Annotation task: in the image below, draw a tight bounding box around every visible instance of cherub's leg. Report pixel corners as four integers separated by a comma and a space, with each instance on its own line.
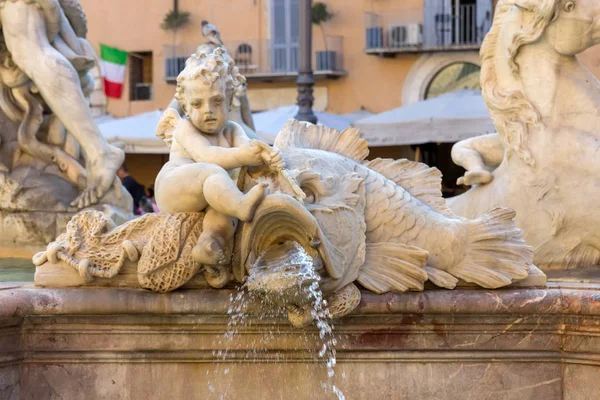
192, 208, 237, 288
204, 173, 267, 222
452, 133, 504, 186
155, 162, 267, 220
1, 2, 124, 208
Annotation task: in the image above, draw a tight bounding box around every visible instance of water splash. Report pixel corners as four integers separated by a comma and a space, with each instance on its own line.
216, 241, 344, 399
305, 277, 344, 400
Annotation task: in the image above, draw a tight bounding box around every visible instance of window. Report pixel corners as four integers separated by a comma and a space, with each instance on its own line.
129, 51, 153, 101
271, 0, 299, 72
425, 62, 481, 99
235, 43, 256, 73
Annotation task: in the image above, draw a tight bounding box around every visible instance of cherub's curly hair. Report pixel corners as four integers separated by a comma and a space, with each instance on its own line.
174, 47, 246, 110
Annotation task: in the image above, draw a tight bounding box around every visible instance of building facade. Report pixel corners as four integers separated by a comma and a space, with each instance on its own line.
79, 1, 500, 115
81, 0, 600, 115
80, 0, 600, 190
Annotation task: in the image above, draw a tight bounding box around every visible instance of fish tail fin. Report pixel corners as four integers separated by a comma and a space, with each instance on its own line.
424, 267, 458, 289
449, 208, 533, 288
358, 243, 429, 293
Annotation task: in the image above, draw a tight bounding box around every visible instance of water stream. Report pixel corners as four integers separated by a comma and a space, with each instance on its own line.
212, 242, 344, 399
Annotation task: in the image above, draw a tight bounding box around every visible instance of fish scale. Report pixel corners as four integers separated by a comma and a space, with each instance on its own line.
264, 120, 534, 293
362, 168, 459, 263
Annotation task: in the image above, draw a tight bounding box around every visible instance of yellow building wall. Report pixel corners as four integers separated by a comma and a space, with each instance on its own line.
80, 0, 427, 116
80, 0, 599, 117
79, 0, 600, 190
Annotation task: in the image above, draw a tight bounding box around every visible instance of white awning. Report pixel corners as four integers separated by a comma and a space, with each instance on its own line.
253, 105, 372, 144
97, 110, 167, 154
96, 106, 376, 153
353, 89, 496, 146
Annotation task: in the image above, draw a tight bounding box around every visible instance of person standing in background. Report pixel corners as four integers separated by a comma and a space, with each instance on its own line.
117, 164, 146, 214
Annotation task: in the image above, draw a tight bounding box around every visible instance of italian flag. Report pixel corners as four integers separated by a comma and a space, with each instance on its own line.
100, 44, 128, 99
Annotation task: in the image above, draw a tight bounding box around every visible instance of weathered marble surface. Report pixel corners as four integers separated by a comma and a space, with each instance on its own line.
0, 110, 131, 253
449, 0, 600, 270
0, 0, 133, 251
1, 284, 600, 399
34, 120, 538, 330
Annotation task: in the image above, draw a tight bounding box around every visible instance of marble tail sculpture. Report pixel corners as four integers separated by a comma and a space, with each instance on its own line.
450, 0, 600, 270
0, 0, 131, 245
34, 48, 538, 327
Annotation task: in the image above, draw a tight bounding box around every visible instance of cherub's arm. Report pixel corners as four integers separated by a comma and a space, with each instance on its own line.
229, 122, 284, 171
229, 121, 252, 148
174, 120, 262, 170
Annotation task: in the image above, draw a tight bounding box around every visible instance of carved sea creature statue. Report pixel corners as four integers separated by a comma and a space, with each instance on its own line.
34, 120, 535, 326
449, 0, 600, 270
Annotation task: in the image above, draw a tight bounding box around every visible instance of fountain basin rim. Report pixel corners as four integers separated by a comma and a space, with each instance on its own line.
2, 283, 600, 320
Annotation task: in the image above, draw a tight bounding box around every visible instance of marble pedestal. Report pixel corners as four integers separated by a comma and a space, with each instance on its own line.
0, 284, 599, 399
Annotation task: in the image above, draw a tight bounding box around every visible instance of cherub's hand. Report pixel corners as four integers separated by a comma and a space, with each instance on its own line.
243, 140, 285, 171
238, 140, 264, 166
261, 147, 285, 171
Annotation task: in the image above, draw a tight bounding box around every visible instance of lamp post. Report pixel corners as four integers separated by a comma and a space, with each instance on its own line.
294, 0, 318, 124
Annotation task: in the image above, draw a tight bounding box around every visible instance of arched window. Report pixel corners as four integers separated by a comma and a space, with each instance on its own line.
235, 43, 254, 71
425, 62, 481, 99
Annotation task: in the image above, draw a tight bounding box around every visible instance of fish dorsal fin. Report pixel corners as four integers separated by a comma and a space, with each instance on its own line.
155, 108, 182, 149
364, 158, 455, 217
273, 119, 369, 162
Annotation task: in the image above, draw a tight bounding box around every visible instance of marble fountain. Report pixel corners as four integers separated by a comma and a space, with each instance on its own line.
2, 0, 600, 399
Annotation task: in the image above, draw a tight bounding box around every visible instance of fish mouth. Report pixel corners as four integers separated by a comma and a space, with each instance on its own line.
240, 194, 336, 303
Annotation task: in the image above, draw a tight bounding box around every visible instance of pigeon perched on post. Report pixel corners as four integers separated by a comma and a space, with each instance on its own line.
201, 20, 223, 46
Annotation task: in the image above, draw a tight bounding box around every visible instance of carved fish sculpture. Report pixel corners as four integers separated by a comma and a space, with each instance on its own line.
33, 120, 533, 325
239, 120, 533, 318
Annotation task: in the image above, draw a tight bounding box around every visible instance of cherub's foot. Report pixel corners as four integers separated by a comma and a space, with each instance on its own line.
203, 264, 229, 289
457, 169, 493, 186
236, 183, 268, 222
192, 236, 227, 265
71, 145, 125, 209
192, 235, 230, 288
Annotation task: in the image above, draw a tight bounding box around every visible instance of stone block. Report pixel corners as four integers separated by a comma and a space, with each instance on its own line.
0, 285, 599, 398
1, 212, 56, 246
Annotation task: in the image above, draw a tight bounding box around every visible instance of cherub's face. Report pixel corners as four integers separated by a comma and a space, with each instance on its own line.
184, 79, 228, 135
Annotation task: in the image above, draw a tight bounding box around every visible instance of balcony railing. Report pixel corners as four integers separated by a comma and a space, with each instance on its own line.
364, 5, 492, 54
163, 36, 346, 83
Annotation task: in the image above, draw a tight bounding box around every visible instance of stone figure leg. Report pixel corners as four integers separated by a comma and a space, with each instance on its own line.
193, 207, 237, 288
451, 133, 504, 186
155, 161, 267, 288
1, 1, 124, 208
155, 162, 267, 222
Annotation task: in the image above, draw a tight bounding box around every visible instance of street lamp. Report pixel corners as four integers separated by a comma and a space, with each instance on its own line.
294, 0, 318, 124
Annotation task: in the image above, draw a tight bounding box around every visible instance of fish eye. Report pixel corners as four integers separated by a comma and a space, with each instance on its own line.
302, 187, 316, 204
563, 1, 575, 12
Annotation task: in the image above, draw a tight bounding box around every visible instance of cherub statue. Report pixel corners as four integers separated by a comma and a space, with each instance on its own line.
166, 20, 257, 139
154, 48, 283, 286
